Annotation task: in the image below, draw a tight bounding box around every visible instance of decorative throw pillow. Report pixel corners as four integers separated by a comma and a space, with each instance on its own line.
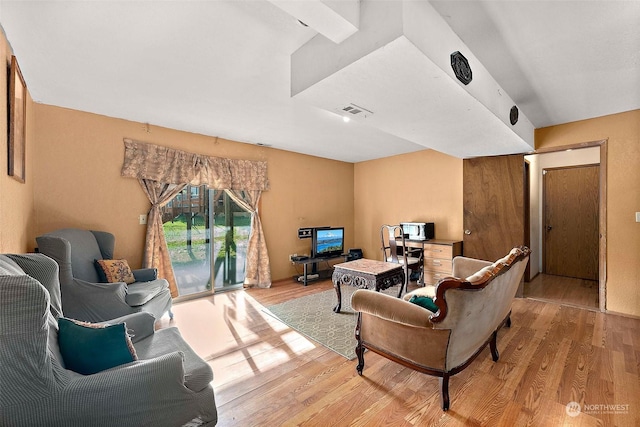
465, 265, 496, 285
58, 317, 138, 375
408, 295, 439, 313
465, 247, 523, 284
95, 259, 135, 284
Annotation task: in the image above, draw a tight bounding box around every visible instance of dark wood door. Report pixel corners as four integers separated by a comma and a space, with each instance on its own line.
544, 165, 599, 280
463, 154, 525, 262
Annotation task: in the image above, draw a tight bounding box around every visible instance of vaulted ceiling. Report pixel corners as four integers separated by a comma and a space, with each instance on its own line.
1, 1, 638, 162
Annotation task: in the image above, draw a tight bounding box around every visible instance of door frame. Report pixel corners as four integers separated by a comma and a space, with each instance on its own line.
534, 139, 607, 312
524, 160, 531, 283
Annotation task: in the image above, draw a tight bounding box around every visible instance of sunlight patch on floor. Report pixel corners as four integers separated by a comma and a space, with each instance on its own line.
279, 330, 317, 353
209, 329, 316, 388
166, 289, 318, 389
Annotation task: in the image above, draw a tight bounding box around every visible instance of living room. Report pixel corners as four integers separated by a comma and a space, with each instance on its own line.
1, 1, 639, 426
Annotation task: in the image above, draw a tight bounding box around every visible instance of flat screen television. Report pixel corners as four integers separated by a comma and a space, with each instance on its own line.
312, 227, 344, 259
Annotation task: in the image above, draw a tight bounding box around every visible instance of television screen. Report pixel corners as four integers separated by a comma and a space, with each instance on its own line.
314, 227, 344, 258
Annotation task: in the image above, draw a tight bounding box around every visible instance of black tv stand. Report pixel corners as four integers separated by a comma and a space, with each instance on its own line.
292, 254, 348, 286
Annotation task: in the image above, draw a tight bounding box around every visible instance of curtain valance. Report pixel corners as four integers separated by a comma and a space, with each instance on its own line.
121, 138, 269, 191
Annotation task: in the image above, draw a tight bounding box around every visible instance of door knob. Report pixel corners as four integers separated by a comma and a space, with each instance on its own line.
546, 226, 553, 231
464, 229, 471, 235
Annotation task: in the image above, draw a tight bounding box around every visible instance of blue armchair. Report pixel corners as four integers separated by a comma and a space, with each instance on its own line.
36, 228, 172, 323
0, 253, 217, 426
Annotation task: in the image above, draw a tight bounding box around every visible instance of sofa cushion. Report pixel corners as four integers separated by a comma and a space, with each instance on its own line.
133, 327, 213, 393
95, 259, 136, 284
58, 317, 137, 375
0, 255, 25, 276
125, 279, 169, 306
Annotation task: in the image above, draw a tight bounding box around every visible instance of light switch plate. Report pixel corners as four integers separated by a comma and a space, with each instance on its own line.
636, 212, 640, 223
139, 214, 148, 225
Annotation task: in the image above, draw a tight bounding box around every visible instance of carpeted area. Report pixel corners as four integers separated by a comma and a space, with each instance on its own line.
264, 285, 401, 360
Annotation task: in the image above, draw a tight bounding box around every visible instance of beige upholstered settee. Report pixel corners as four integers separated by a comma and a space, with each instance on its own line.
351, 246, 530, 411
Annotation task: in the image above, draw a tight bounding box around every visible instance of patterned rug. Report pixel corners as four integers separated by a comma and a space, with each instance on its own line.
264, 285, 401, 360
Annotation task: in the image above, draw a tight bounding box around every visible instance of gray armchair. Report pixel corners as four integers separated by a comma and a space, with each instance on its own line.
0, 253, 217, 426
36, 228, 172, 323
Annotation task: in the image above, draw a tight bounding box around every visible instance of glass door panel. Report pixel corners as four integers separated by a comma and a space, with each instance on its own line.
163, 187, 249, 297
162, 185, 211, 297
212, 191, 249, 290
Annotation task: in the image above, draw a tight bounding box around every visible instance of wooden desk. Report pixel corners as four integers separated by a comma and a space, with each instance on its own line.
332, 259, 404, 313
396, 238, 463, 285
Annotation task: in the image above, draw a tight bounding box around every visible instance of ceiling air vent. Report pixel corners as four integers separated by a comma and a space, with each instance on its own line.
341, 103, 374, 117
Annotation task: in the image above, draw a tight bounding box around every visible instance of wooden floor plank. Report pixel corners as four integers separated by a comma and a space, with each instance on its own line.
524, 273, 599, 310
161, 277, 640, 426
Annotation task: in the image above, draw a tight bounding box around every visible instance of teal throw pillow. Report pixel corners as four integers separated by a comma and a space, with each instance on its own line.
58, 318, 138, 375
408, 295, 439, 313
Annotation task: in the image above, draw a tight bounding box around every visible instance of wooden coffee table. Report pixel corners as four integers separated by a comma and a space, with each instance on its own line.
332, 258, 405, 313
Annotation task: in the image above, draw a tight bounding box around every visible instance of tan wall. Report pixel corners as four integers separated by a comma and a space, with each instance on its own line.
32, 104, 354, 282
0, 33, 35, 253
353, 150, 463, 260
9, 7, 634, 317
535, 110, 640, 316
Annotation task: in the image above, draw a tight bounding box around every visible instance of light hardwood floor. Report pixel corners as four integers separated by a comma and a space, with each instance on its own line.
525, 273, 599, 310
159, 278, 640, 426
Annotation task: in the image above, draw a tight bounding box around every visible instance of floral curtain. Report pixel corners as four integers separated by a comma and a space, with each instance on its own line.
225, 189, 271, 288
121, 139, 271, 293
121, 139, 269, 190
139, 180, 187, 297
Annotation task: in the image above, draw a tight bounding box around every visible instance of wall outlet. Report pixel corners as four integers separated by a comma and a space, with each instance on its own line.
289, 253, 297, 262
139, 214, 148, 225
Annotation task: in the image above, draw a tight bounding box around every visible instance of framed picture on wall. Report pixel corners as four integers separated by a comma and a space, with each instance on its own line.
8, 55, 26, 183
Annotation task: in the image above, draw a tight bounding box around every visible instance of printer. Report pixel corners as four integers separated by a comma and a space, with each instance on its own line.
400, 222, 434, 241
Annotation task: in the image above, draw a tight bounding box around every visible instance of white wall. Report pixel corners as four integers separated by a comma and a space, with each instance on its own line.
525, 147, 600, 279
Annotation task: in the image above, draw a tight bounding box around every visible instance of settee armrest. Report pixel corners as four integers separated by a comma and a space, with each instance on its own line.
108, 311, 156, 343
351, 290, 434, 328
132, 268, 158, 282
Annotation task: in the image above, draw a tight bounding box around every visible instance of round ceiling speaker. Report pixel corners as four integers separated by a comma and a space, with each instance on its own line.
510, 105, 519, 125
450, 51, 472, 85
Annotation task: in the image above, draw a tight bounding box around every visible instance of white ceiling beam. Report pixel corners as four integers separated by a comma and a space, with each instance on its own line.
291, 0, 535, 158
267, 0, 359, 44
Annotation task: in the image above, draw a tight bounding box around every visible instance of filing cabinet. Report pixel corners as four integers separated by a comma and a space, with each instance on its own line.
422, 239, 463, 286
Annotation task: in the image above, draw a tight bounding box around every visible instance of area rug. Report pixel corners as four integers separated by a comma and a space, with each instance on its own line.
264, 286, 400, 360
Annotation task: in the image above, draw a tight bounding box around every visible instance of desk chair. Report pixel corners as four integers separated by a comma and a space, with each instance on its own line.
380, 224, 423, 295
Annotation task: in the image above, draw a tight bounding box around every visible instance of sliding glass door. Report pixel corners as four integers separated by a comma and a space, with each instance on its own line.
162, 186, 248, 298
212, 190, 250, 290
